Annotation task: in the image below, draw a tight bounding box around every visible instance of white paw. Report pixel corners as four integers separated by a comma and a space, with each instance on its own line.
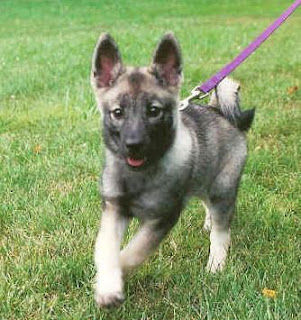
206, 229, 230, 273
206, 252, 227, 273
95, 290, 124, 308
94, 270, 124, 308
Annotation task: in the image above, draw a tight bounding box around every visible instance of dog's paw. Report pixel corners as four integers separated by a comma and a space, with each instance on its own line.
94, 269, 124, 308
206, 255, 226, 273
95, 290, 124, 308
206, 229, 230, 273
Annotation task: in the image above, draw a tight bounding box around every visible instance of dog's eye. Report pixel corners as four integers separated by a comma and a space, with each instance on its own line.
147, 106, 162, 118
111, 108, 124, 120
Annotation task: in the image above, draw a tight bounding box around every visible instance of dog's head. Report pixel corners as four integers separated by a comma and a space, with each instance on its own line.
91, 33, 182, 169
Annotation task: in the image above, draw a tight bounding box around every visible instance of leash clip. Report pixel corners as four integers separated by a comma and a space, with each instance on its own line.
179, 86, 209, 111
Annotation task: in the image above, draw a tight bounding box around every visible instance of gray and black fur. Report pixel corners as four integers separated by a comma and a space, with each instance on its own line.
91, 32, 254, 308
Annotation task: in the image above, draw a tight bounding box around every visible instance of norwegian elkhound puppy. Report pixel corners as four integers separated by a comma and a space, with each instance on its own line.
90, 32, 254, 307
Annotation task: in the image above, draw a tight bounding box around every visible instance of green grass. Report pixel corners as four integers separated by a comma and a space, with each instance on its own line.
0, 0, 300, 319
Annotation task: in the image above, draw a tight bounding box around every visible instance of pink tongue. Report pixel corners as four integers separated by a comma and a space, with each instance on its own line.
127, 157, 145, 167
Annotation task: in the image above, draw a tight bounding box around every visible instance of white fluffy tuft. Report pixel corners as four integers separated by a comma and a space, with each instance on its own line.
209, 77, 241, 122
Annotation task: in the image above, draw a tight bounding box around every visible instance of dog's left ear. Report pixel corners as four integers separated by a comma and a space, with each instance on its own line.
150, 33, 182, 87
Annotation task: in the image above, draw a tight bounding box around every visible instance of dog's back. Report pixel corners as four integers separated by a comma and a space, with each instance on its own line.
181, 78, 255, 198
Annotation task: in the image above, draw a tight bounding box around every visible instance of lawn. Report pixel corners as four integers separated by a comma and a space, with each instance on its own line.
0, 0, 300, 319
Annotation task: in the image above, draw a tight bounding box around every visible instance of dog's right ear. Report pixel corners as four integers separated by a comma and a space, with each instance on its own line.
91, 33, 123, 89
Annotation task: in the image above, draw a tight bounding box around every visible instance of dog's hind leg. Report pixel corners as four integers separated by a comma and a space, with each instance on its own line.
204, 198, 233, 273
202, 201, 212, 232
205, 158, 245, 272
94, 201, 129, 307
205, 132, 247, 273
120, 218, 177, 274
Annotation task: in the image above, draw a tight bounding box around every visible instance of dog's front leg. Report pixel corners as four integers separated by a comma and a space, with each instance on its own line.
120, 219, 175, 274
94, 201, 129, 307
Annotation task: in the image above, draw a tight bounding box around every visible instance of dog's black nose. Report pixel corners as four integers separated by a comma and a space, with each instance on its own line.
124, 121, 146, 155
125, 138, 144, 154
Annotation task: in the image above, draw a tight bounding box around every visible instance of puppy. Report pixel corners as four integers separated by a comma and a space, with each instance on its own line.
90, 33, 254, 307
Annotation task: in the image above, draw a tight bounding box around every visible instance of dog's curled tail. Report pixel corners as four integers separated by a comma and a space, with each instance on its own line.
209, 78, 255, 131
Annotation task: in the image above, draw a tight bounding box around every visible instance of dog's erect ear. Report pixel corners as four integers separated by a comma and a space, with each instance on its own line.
150, 33, 182, 87
91, 33, 123, 88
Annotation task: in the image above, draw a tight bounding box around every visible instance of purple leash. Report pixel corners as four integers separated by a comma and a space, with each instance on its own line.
180, 0, 301, 110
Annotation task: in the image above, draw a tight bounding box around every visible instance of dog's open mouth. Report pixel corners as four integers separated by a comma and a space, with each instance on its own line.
126, 157, 146, 168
